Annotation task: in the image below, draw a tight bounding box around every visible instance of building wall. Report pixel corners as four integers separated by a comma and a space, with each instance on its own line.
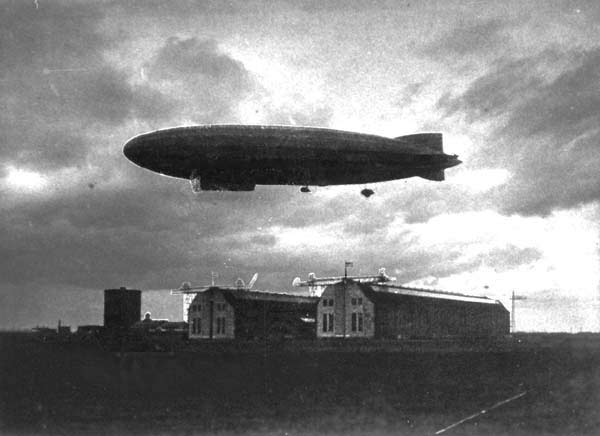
317, 282, 375, 338
374, 295, 509, 339
188, 289, 235, 339
188, 290, 318, 340
232, 299, 317, 340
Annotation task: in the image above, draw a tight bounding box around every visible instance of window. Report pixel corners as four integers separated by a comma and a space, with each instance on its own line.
323, 298, 333, 307
322, 299, 328, 307
351, 298, 357, 306
329, 299, 334, 307
216, 317, 226, 334
216, 303, 226, 311
322, 313, 334, 332
351, 313, 364, 333
192, 318, 201, 334
357, 298, 363, 305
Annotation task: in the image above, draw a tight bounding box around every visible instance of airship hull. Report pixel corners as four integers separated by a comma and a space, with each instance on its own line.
123, 125, 460, 190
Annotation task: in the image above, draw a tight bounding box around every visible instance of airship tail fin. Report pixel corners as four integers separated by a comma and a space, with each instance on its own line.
394, 133, 443, 153
419, 169, 445, 181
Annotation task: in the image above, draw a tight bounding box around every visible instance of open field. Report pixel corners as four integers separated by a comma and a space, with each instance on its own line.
1, 332, 599, 435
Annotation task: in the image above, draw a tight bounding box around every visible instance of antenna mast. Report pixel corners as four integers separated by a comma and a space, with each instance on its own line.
511, 290, 527, 333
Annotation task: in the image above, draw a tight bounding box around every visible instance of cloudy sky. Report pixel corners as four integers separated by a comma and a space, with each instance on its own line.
1, 0, 599, 331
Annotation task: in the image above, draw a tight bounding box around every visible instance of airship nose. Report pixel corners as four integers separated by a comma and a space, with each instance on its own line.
123, 136, 143, 164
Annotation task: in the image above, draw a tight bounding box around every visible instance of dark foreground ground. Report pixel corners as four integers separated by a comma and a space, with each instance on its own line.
1, 333, 599, 435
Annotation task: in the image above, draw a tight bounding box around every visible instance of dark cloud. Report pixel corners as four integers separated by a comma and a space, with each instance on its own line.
499, 50, 600, 141
399, 184, 468, 224
425, 19, 509, 59
438, 48, 600, 215
148, 38, 248, 86
0, 68, 176, 172
219, 229, 542, 294
439, 50, 562, 124
485, 245, 542, 271
249, 234, 278, 247
0, 218, 190, 288
145, 37, 254, 122
116, 0, 244, 17
393, 244, 541, 283
31, 67, 176, 126
0, 127, 88, 171
381, 180, 493, 225
131, 85, 178, 124
0, 2, 176, 176
72, 69, 172, 125
0, 2, 108, 75
0, 178, 199, 289
294, 0, 404, 13
1, 177, 352, 291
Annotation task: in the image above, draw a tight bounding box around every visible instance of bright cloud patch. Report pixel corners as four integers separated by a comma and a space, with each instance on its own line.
451, 168, 511, 193
4, 166, 48, 192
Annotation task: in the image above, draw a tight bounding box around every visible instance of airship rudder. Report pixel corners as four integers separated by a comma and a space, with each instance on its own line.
393, 132, 443, 153
393, 132, 459, 181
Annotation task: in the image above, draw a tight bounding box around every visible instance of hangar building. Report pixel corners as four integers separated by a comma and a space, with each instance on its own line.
317, 280, 509, 339
187, 287, 318, 340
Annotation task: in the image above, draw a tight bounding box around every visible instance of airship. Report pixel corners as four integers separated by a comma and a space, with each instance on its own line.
123, 125, 461, 197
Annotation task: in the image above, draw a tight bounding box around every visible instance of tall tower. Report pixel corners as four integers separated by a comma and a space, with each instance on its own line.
510, 291, 527, 333
104, 287, 141, 330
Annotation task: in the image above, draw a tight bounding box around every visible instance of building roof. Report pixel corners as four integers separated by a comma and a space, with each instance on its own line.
340, 280, 503, 306
190, 287, 319, 305
373, 284, 501, 305
223, 289, 319, 305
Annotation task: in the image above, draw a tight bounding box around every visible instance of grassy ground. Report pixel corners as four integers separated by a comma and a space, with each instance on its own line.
1, 332, 599, 435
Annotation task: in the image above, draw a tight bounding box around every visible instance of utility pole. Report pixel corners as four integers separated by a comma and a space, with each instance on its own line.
511, 291, 527, 333
343, 262, 353, 337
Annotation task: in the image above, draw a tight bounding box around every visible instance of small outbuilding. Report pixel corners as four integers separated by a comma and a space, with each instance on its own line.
317, 280, 509, 339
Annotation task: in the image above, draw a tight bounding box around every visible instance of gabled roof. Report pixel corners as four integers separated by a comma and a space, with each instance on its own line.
223, 289, 319, 305
337, 280, 504, 306
372, 284, 501, 305
190, 287, 318, 305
